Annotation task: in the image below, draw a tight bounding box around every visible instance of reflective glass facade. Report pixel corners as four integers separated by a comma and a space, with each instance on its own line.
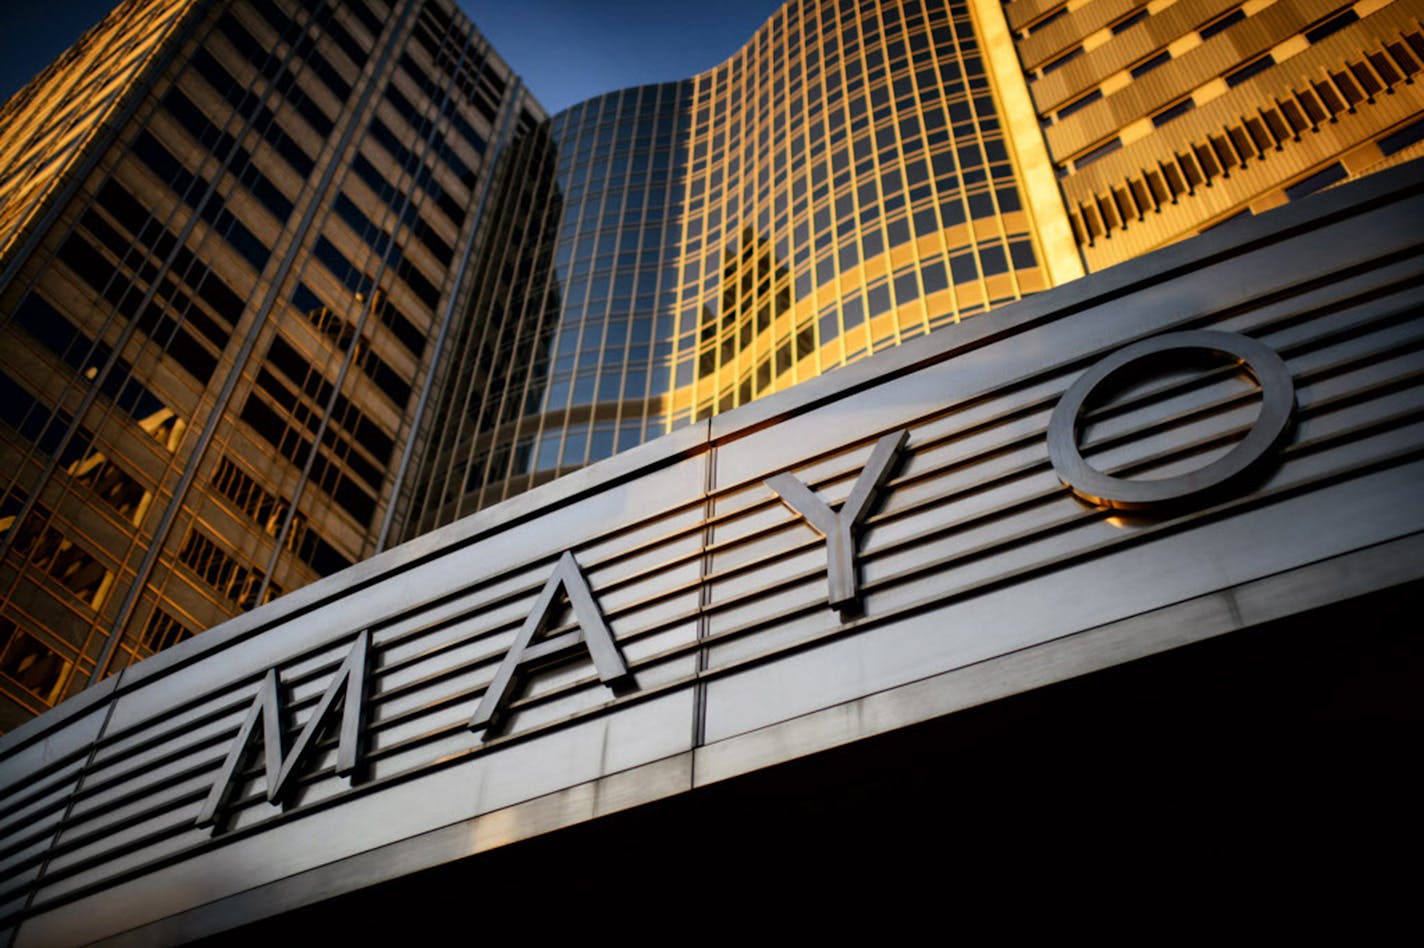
401, 84, 691, 523
668, 0, 1057, 416
399, 0, 1084, 535
0, 0, 530, 729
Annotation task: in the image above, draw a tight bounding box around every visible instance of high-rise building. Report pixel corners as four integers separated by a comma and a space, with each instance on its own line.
395, 0, 1088, 533
1, 0, 1420, 733
0, 0, 538, 729
1002, 0, 1424, 269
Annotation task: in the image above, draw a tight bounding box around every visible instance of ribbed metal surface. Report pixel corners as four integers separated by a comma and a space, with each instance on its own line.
1, 163, 1422, 946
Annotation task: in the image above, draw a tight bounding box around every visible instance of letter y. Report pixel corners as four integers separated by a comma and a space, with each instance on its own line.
766, 430, 908, 611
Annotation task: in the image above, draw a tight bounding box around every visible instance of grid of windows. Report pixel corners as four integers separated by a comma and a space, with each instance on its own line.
1007, 0, 1424, 267
668, 0, 1044, 426
0, 0, 191, 261
402, 0, 1052, 533
0, 0, 515, 730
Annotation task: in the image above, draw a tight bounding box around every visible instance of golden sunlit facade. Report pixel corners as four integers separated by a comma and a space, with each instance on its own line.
0, 0, 530, 729
664, 0, 1082, 420
1005, 0, 1424, 270
0, 0, 194, 266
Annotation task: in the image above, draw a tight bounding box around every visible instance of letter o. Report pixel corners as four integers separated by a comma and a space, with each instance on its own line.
1047, 330, 1295, 509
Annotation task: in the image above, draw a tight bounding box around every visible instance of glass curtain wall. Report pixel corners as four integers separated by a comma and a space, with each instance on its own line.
0, 0, 518, 728
402, 0, 1064, 534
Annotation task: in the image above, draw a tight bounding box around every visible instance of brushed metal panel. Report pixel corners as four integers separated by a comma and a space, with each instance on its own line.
703, 460, 1424, 743
41, 792, 208, 884
575, 503, 709, 587
61, 753, 214, 827
1296, 320, 1424, 371
0, 763, 82, 841
0, 839, 50, 905
96, 752, 698, 946
1294, 361, 1424, 417
21, 691, 695, 945
86, 690, 246, 772
363, 722, 475, 783
376, 621, 499, 701
0, 698, 109, 798
369, 664, 485, 730
1247, 278, 1424, 353
1078, 395, 1273, 483
694, 530, 1424, 789
704, 579, 838, 669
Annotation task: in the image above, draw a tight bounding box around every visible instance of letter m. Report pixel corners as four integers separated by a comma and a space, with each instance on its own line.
196, 630, 370, 828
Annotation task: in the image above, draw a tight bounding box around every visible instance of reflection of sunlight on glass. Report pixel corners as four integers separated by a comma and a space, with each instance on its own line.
1101, 507, 1161, 529
138, 408, 186, 451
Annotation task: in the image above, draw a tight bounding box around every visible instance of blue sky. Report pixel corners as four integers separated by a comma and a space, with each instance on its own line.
0, 1, 783, 115
461, 1, 782, 113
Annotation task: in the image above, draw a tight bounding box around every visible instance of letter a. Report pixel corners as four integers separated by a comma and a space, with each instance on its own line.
766, 429, 908, 611
196, 630, 369, 828
469, 551, 631, 738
